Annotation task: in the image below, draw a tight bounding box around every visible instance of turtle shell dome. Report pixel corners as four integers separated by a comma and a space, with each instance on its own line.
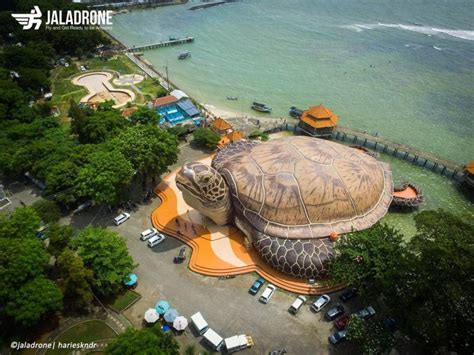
217, 136, 393, 239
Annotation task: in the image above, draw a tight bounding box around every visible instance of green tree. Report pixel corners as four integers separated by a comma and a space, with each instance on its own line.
129, 106, 160, 126
32, 199, 61, 223
0, 237, 49, 302
0, 207, 41, 239
57, 248, 93, 311
112, 125, 179, 182
328, 223, 406, 299
5, 277, 63, 327
44, 160, 80, 205
75, 149, 134, 204
46, 224, 74, 257
167, 124, 191, 140
391, 210, 474, 353
192, 127, 220, 150
72, 110, 127, 144
107, 327, 179, 355
347, 315, 393, 355
71, 227, 136, 296
156, 86, 168, 98
248, 129, 269, 141
97, 100, 115, 112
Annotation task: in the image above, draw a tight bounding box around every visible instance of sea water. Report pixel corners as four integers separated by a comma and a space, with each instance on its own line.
109, 0, 473, 234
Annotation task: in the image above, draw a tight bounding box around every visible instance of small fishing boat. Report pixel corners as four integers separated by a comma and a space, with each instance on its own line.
289, 106, 303, 118
251, 102, 272, 113
226, 96, 238, 100
169, 36, 177, 41
178, 52, 191, 60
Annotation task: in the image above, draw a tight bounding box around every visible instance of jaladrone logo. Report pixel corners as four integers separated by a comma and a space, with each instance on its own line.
11, 6, 113, 31
11, 6, 42, 30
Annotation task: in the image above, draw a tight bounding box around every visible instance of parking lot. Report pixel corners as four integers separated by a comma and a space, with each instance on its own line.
111, 196, 359, 354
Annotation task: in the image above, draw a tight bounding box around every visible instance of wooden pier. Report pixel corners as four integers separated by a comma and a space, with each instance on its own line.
128, 37, 194, 52
333, 126, 465, 180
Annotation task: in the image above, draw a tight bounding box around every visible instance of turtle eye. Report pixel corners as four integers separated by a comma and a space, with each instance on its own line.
201, 175, 210, 183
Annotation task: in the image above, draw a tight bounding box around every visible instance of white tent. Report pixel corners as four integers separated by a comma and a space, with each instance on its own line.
144, 308, 160, 323
170, 89, 188, 101
173, 316, 188, 331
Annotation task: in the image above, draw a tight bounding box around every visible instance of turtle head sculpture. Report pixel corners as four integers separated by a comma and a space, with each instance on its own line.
176, 162, 233, 225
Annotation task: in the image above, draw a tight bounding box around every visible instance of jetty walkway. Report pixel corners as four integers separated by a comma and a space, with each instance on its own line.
128, 36, 194, 52
334, 126, 465, 179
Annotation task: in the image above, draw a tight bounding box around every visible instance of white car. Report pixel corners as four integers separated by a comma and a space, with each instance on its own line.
259, 284, 276, 304
288, 295, 307, 315
140, 228, 158, 241
147, 233, 166, 248
80, 65, 86, 71
113, 212, 130, 226
311, 294, 331, 312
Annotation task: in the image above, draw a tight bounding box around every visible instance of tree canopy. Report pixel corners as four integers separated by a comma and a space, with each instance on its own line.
192, 127, 220, 150
71, 227, 136, 296
106, 327, 179, 355
129, 106, 161, 126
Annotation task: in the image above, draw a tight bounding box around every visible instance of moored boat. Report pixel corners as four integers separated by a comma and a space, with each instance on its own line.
251, 102, 272, 113
289, 106, 303, 118
227, 96, 238, 100
178, 52, 191, 60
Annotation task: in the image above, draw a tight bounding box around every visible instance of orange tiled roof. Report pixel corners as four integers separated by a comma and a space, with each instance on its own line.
466, 161, 474, 174
218, 130, 244, 148
121, 107, 137, 118
212, 117, 232, 131
153, 95, 178, 107
300, 105, 338, 129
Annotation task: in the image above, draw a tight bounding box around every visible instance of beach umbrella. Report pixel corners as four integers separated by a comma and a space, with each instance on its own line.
124, 273, 138, 287
164, 308, 179, 323
144, 308, 160, 324
173, 316, 188, 331
155, 300, 170, 315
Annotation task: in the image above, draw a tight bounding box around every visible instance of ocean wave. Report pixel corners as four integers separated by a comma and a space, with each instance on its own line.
341, 23, 474, 41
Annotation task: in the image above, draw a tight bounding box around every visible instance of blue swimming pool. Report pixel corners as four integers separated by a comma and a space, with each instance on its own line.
157, 99, 201, 126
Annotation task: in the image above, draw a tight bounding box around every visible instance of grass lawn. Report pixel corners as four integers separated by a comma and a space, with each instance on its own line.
46, 320, 116, 355
107, 289, 141, 313
86, 55, 139, 75
136, 77, 165, 100
50, 65, 86, 119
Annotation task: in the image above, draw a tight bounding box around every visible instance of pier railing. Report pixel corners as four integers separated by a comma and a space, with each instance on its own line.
333, 126, 465, 180
127, 37, 194, 52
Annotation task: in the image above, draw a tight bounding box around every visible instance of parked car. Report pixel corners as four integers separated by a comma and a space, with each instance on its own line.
147, 233, 166, 248
259, 284, 276, 304
334, 315, 350, 330
249, 277, 265, 295
113, 212, 130, 225
80, 65, 86, 72
140, 228, 158, 241
325, 304, 345, 321
328, 330, 347, 345
174, 247, 186, 263
339, 288, 358, 303
311, 294, 330, 312
356, 306, 376, 320
288, 295, 307, 315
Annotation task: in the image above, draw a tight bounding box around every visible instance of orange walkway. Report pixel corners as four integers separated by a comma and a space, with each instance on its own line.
393, 185, 417, 199
151, 157, 344, 295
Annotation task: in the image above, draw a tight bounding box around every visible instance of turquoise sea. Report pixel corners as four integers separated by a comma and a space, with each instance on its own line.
109, 0, 474, 234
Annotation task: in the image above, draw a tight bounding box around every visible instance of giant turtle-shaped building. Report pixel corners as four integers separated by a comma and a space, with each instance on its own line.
176, 136, 393, 279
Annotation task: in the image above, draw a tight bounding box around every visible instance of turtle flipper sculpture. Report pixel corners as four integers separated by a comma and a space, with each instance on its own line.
176, 136, 393, 279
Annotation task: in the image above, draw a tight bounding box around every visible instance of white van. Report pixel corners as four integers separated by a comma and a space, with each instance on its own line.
259, 284, 276, 304
203, 328, 224, 351
288, 295, 307, 315
225, 334, 254, 353
113, 212, 130, 226
147, 234, 165, 248
140, 228, 158, 241
190, 312, 208, 335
